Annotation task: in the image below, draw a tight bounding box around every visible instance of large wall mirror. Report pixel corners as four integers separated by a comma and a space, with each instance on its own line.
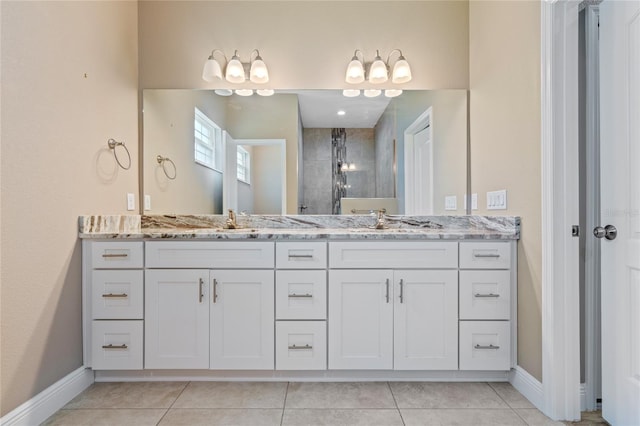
142, 89, 468, 216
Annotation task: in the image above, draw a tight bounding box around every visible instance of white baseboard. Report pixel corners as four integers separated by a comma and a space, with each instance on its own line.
509, 366, 544, 410
1, 367, 94, 426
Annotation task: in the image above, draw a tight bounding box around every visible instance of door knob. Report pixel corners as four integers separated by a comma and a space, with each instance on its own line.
593, 225, 617, 240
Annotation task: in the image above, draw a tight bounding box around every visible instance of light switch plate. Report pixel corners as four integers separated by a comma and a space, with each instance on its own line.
127, 193, 135, 211
487, 189, 507, 210
445, 195, 457, 211
144, 195, 151, 211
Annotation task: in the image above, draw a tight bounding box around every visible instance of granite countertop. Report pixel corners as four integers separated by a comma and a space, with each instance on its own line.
78, 214, 520, 241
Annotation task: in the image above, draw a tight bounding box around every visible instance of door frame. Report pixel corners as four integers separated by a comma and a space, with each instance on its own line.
540, 0, 582, 420
403, 107, 433, 215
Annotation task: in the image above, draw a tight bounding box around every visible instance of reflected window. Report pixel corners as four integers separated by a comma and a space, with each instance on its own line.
194, 108, 222, 171
237, 146, 251, 184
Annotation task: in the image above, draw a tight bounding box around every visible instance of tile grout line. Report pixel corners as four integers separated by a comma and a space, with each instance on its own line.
387, 381, 406, 426
155, 381, 191, 426
486, 382, 531, 426
280, 381, 290, 426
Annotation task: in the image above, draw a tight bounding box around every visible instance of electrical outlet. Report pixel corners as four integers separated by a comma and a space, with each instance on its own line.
487, 189, 507, 210
144, 195, 151, 211
127, 193, 135, 211
444, 195, 457, 211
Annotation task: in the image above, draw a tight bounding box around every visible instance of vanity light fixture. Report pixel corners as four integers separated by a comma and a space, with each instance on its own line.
344, 49, 412, 85
202, 49, 270, 84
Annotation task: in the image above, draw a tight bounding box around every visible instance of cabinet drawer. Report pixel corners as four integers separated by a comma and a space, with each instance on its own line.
459, 321, 511, 370
276, 270, 326, 320
276, 242, 327, 269
276, 321, 326, 370
459, 271, 511, 320
459, 242, 511, 269
92, 270, 143, 319
92, 320, 143, 370
146, 241, 274, 268
329, 242, 458, 269
91, 242, 143, 269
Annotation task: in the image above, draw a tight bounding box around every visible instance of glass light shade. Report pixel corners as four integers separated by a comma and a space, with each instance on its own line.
343, 89, 360, 97
256, 89, 274, 96
214, 89, 233, 96
225, 56, 246, 83
250, 58, 269, 84
384, 89, 403, 98
234, 89, 253, 96
364, 89, 382, 98
368, 57, 388, 84
345, 59, 365, 84
391, 57, 412, 83
202, 57, 223, 82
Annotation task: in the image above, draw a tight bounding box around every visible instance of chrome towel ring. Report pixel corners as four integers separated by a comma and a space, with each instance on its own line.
107, 138, 131, 170
157, 155, 177, 180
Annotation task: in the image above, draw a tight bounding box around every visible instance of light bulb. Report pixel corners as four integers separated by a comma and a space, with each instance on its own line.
392, 56, 412, 83
225, 51, 245, 83
368, 50, 388, 84
250, 54, 269, 84
345, 56, 365, 84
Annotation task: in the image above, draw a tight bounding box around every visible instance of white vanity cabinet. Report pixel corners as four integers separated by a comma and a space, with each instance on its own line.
328, 242, 459, 370
145, 241, 275, 370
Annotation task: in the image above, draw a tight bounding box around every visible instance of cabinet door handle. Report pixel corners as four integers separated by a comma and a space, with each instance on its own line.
399, 279, 404, 303
474, 293, 500, 298
102, 293, 128, 298
288, 254, 314, 259
102, 344, 128, 349
212, 278, 218, 303
199, 278, 204, 303
288, 293, 313, 298
385, 279, 390, 303
473, 253, 500, 258
288, 344, 312, 350
475, 344, 500, 350
101, 253, 128, 258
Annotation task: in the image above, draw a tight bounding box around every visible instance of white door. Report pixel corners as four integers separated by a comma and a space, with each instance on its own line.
222, 131, 238, 213
145, 269, 209, 369
328, 269, 394, 369
600, 1, 640, 424
394, 270, 458, 370
404, 109, 434, 215
210, 270, 274, 369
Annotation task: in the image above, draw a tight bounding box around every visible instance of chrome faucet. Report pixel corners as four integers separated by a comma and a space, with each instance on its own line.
226, 209, 238, 229
375, 209, 386, 229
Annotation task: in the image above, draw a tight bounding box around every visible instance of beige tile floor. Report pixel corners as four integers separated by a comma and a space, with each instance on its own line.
42, 381, 596, 426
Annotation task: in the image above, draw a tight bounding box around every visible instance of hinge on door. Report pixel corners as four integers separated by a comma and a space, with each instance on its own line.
572, 225, 580, 237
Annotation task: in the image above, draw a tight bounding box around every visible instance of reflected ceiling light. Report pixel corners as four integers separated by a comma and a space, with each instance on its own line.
384, 89, 403, 98
214, 89, 233, 97
256, 89, 274, 96
337, 110, 346, 116
343, 89, 360, 97
345, 50, 365, 84
364, 89, 382, 98
235, 89, 254, 96
368, 50, 388, 84
202, 49, 270, 84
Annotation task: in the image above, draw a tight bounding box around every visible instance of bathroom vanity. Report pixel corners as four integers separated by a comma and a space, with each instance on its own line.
80, 214, 519, 381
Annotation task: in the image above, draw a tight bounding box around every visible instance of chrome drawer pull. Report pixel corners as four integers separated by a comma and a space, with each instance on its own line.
399, 279, 404, 304
199, 278, 204, 303
102, 344, 128, 349
288, 254, 314, 259
288, 293, 313, 298
213, 278, 218, 303
102, 293, 128, 298
288, 344, 312, 350
475, 344, 500, 350
473, 253, 501, 258
102, 253, 128, 258
474, 293, 500, 298
385, 279, 390, 303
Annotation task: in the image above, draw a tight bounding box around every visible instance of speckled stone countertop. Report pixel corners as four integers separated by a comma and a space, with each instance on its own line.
78, 214, 520, 240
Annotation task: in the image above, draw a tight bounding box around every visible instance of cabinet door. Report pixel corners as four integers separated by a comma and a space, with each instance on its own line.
145, 269, 209, 369
328, 270, 394, 369
210, 270, 274, 369
394, 270, 458, 370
